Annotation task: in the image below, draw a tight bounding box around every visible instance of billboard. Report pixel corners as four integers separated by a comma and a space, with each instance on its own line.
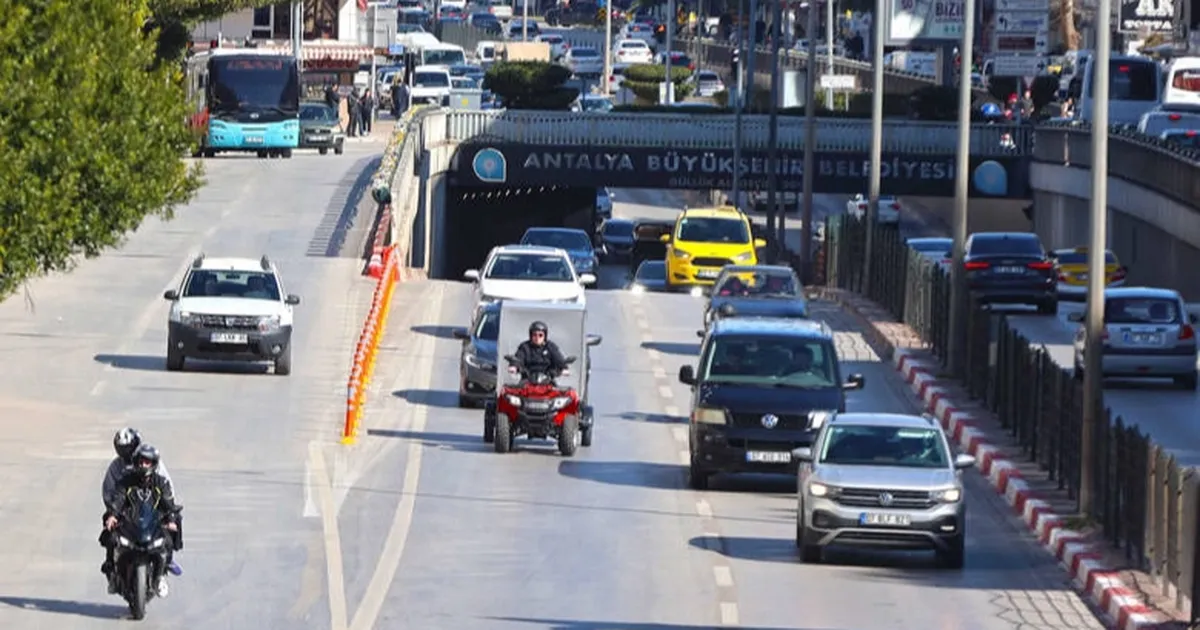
884, 0, 968, 45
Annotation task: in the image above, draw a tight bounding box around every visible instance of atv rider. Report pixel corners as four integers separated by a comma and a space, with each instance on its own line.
105, 443, 181, 599
509, 321, 570, 380
101, 429, 180, 592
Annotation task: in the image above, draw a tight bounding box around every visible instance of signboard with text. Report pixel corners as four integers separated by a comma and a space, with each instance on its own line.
884, 0, 967, 45
453, 143, 1027, 199
1118, 0, 1174, 33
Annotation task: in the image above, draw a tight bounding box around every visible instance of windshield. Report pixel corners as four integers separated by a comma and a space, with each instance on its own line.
300, 103, 337, 122
1105, 297, 1182, 324
714, 270, 798, 297
1055, 251, 1116, 265
700, 335, 836, 388
635, 261, 666, 281
479, 44, 495, 57
485, 254, 573, 281
603, 221, 634, 237
415, 72, 450, 87
397, 24, 425, 33
697, 72, 719, 81
621, 41, 647, 49
423, 49, 465, 66
521, 230, 591, 251
209, 57, 300, 116
475, 311, 500, 340
401, 11, 430, 24
678, 217, 750, 244
819, 425, 950, 469
182, 270, 281, 300
967, 236, 1043, 256
452, 77, 479, 88
541, 36, 563, 43
581, 98, 612, 112
572, 48, 599, 58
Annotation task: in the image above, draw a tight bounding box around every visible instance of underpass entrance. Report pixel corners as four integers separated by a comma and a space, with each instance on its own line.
439, 185, 597, 280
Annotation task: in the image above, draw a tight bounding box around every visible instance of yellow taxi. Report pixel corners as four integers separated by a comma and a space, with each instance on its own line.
662, 206, 766, 290
1051, 246, 1127, 300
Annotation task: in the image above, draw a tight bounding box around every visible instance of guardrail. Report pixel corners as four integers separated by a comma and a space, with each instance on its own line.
342, 244, 400, 444
821, 214, 1200, 618
1032, 121, 1200, 212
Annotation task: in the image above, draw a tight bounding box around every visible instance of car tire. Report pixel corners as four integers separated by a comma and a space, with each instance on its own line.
937, 535, 966, 569
166, 345, 185, 372
688, 459, 710, 490
203, 149, 216, 158
494, 414, 513, 453
1037, 299, 1057, 315
319, 148, 329, 155
1072, 361, 1083, 381
458, 394, 472, 408
257, 150, 269, 159
483, 409, 496, 443
1176, 372, 1198, 391
796, 525, 822, 563
280, 149, 293, 159
274, 345, 292, 376
334, 143, 344, 156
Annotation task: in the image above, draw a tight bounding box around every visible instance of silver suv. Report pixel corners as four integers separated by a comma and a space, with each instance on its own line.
792, 412, 975, 569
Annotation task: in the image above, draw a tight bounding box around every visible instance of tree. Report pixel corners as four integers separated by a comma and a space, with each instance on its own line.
146, 0, 280, 63
484, 61, 579, 110
0, 0, 202, 298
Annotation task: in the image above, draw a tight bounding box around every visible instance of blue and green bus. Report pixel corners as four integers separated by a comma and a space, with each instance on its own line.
186, 47, 301, 158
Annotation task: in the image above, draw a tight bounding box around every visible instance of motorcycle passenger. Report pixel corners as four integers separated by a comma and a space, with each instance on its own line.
105, 444, 181, 599
102, 428, 180, 591
510, 321, 570, 380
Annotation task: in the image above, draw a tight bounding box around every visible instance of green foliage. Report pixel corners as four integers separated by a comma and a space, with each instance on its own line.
620, 64, 695, 103
0, 0, 202, 298
712, 89, 729, 107
484, 61, 579, 109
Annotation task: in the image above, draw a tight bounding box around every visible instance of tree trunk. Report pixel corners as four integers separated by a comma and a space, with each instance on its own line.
1060, 0, 1080, 49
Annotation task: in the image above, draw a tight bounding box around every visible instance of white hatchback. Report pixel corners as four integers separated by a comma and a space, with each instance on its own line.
613, 39, 653, 65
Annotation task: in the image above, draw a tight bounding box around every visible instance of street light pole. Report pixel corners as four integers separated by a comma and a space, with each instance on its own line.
666, 0, 676, 103
732, 0, 746, 208
947, 0, 976, 375
862, 0, 884, 294
292, 0, 304, 68
602, 0, 613, 96
824, 0, 834, 106
522, 0, 529, 41
1080, 0, 1113, 518
746, 0, 759, 105
799, 0, 818, 276
766, 0, 784, 261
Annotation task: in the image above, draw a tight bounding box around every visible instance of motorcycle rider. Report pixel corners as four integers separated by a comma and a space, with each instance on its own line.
105, 443, 181, 599
510, 321, 570, 379
102, 428, 180, 593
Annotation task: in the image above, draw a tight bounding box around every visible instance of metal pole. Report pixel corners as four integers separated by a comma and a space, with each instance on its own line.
799, 0, 817, 277
370, 4, 378, 128
732, 0, 745, 208
863, 0, 884, 295
746, 0, 759, 104
522, 0, 529, 41
766, 0, 784, 261
824, 0, 834, 107
666, 0, 675, 103
603, 0, 613, 96
946, 0, 975, 375
292, 0, 303, 67
1080, 0, 1112, 518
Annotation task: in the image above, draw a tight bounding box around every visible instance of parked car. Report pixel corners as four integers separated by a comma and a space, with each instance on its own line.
846, 194, 901, 224
963, 232, 1057, 314
1070, 287, 1198, 390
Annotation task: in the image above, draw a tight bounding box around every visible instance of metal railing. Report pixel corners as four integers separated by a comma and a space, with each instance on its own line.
822, 215, 1200, 619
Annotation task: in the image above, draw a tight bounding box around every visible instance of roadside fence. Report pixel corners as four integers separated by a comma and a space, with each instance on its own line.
342, 244, 400, 445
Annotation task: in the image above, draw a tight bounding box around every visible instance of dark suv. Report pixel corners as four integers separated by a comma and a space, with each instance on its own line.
964, 232, 1057, 314
678, 318, 865, 490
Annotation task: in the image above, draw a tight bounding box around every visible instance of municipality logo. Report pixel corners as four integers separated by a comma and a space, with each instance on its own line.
472, 148, 507, 183
972, 160, 1008, 196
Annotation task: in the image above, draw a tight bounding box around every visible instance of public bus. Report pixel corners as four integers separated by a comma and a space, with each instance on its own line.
1163, 56, 1200, 107
1072, 53, 1162, 126
185, 45, 301, 158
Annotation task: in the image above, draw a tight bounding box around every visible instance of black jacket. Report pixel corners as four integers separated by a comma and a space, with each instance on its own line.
111, 468, 180, 524
513, 340, 568, 377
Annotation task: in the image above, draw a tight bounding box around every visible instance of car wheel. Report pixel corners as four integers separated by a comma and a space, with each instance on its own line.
280, 149, 293, 159
165, 345, 185, 372
203, 149, 216, 158
1176, 372, 1198, 391
1037, 299, 1057, 315
319, 147, 329, 155
257, 150, 269, 159
274, 345, 292, 376
334, 143, 344, 156
688, 459, 710, 490
937, 535, 966, 569
796, 529, 822, 563
483, 409, 496, 443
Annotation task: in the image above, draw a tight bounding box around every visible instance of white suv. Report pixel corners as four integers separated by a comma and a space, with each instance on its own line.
162, 254, 300, 375
463, 245, 595, 316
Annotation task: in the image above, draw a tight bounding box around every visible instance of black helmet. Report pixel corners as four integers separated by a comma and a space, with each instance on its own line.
529, 321, 548, 335
113, 428, 142, 462
132, 444, 161, 479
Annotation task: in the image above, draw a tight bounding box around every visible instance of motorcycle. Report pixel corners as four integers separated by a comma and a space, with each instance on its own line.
111, 490, 176, 620
488, 355, 582, 456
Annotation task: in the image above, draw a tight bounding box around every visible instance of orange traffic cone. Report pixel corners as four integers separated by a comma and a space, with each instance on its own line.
365, 252, 383, 278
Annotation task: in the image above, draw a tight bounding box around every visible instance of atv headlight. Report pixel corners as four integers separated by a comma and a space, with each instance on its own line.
505, 394, 522, 407
551, 396, 572, 410
150, 538, 165, 549
117, 536, 132, 547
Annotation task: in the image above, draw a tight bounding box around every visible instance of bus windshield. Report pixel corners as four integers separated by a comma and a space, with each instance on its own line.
209, 57, 300, 118
1088, 60, 1158, 101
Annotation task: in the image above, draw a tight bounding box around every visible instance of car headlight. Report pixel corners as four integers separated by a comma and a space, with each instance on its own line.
631, 284, 645, 294
257, 315, 281, 332
505, 394, 522, 407
465, 353, 495, 370
734, 251, 754, 261
933, 487, 962, 503
808, 482, 838, 497
178, 311, 197, 325
478, 294, 498, 304
574, 258, 594, 270
692, 407, 725, 424
673, 248, 692, 260
551, 396, 572, 410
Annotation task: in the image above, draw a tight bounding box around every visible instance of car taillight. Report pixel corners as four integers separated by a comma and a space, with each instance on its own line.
1110, 267, 1127, 281
890, 203, 900, 209
1026, 261, 1053, 270
1058, 272, 1068, 281
1182, 325, 1196, 340
1169, 113, 1182, 121
964, 261, 990, 271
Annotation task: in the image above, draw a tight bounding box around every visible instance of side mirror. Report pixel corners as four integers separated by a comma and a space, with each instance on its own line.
659, 233, 671, 243
1066, 312, 1084, 323
678, 365, 696, 385
953, 453, 976, 469
163, 289, 179, 301
791, 447, 813, 462
586, 333, 603, 346
843, 373, 865, 390
502, 354, 517, 364
1190, 313, 1198, 324
452, 327, 469, 340
463, 269, 480, 281
695, 329, 705, 338
579, 273, 597, 286
564, 356, 578, 365
753, 238, 767, 248
285, 294, 301, 305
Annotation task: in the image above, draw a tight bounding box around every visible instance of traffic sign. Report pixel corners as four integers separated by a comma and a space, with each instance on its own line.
996, 0, 1050, 10
994, 33, 1049, 54
995, 12, 1051, 33
820, 74, 856, 90
989, 55, 1048, 77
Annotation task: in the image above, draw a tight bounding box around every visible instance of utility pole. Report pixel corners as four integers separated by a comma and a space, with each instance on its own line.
799, 0, 818, 275
602, 0, 613, 96
766, 0, 784, 261
292, 0, 304, 68
862, 0, 884, 294
1080, 0, 1113, 518
946, 0, 975, 375
824, 0, 834, 107
522, 0, 529, 41
746, 0, 759, 104
665, 0, 676, 103
732, 0, 746, 208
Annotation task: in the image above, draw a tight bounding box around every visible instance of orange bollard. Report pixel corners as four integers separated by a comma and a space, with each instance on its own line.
341, 380, 359, 444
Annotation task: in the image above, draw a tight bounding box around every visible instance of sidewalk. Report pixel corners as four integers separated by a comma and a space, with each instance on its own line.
345, 118, 397, 144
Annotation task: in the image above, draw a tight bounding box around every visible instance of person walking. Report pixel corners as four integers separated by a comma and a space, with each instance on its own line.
359, 88, 376, 135
392, 81, 410, 117
347, 89, 361, 138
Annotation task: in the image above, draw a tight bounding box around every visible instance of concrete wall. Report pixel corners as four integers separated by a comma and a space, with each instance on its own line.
905, 197, 1032, 235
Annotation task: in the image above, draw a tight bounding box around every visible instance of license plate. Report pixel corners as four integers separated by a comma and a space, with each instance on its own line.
210, 332, 248, 344
525, 401, 550, 412
245, 136, 264, 144
306, 135, 325, 142
696, 269, 719, 279
1124, 333, 1163, 345
996, 266, 1023, 274
859, 512, 911, 526
745, 451, 791, 463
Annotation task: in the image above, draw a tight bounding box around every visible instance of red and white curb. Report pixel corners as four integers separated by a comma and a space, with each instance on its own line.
894, 348, 1165, 630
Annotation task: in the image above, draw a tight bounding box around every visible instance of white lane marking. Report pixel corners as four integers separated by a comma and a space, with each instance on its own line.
678, 450, 690, 465
695, 499, 714, 518
664, 405, 680, 417
308, 442, 349, 630
719, 602, 740, 626
635, 317, 650, 330
672, 426, 688, 443
652, 365, 667, 379
713, 565, 735, 588
639, 332, 652, 344
658, 385, 674, 399
90, 381, 107, 397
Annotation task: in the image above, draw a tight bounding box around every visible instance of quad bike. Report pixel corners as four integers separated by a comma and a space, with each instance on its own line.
484, 355, 584, 456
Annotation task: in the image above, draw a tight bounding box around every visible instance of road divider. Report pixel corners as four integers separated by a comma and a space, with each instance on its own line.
343, 244, 400, 445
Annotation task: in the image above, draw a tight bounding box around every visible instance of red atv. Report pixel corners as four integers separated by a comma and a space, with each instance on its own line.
484, 354, 582, 456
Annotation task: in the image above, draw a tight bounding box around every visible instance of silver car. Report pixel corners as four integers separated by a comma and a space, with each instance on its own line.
793, 412, 975, 568
564, 47, 604, 76
690, 70, 725, 97
1070, 287, 1199, 390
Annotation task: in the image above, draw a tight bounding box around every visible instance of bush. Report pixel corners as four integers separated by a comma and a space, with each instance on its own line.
484, 61, 578, 109
0, 0, 201, 298
620, 64, 694, 103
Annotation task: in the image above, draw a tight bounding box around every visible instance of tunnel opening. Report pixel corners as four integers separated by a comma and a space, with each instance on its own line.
439, 185, 597, 280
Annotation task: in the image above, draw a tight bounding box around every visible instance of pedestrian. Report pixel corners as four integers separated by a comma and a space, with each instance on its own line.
346, 89, 361, 138
392, 81, 410, 116
324, 84, 340, 111
359, 88, 376, 135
